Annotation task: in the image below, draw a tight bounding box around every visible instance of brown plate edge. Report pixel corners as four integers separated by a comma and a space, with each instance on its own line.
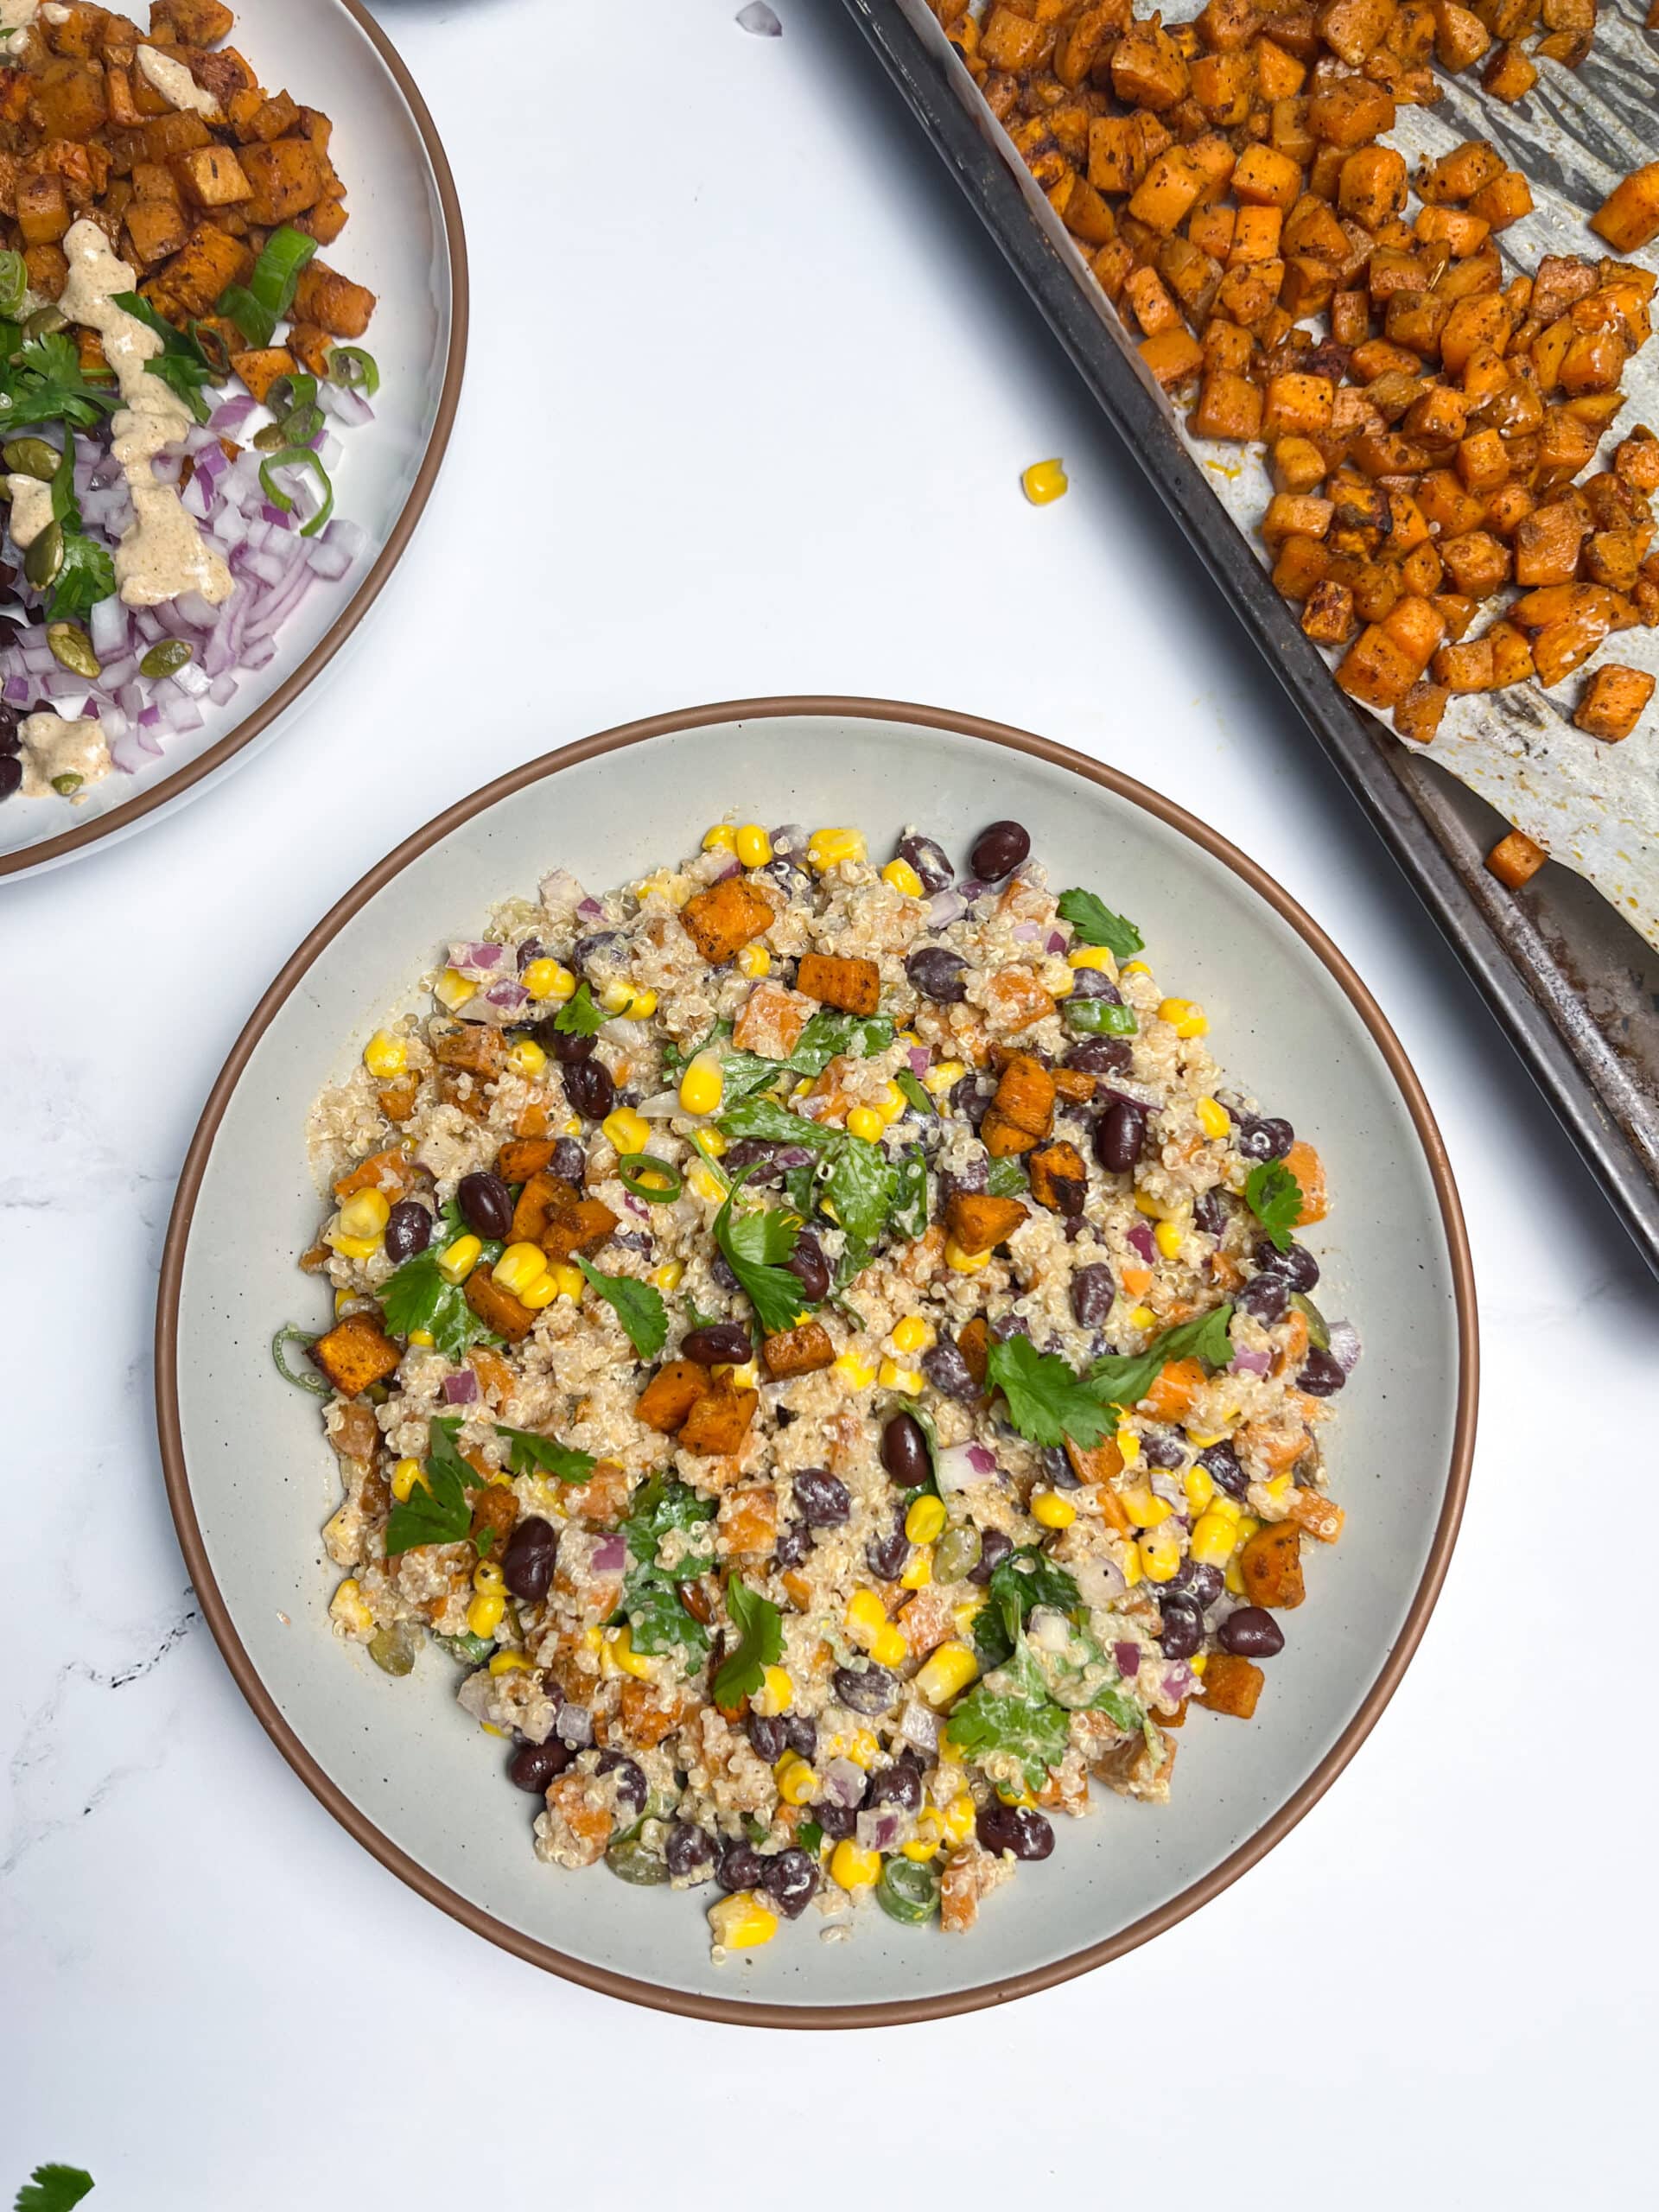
0, 0, 470, 880
154, 693, 1478, 2031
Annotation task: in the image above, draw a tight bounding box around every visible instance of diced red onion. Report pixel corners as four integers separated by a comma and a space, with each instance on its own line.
260, 501, 293, 531
442, 1370, 479, 1405
210, 396, 257, 432
450, 939, 501, 969
857, 1809, 901, 1853
3, 677, 28, 703
168, 659, 212, 699
139, 704, 162, 728
1046, 930, 1068, 953
621, 1194, 649, 1219
165, 695, 203, 734
958, 879, 988, 901
1011, 920, 1042, 941
576, 897, 605, 920
327, 517, 368, 563
1230, 1347, 1272, 1376
935, 1441, 997, 1497
710, 857, 741, 882
1326, 1321, 1362, 1375
897, 1700, 939, 1752
1114, 1641, 1141, 1678
304, 537, 352, 581
555, 1703, 594, 1747
207, 673, 236, 706
591, 1534, 627, 1574
1127, 1223, 1154, 1264
80, 696, 99, 718
1161, 1662, 1197, 1702
109, 722, 158, 772
88, 595, 128, 659
907, 1046, 930, 1076
540, 869, 586, 908
925, 888, 966, 929
181, 470, 216, 521
823, 1758, 865, 1808
99, 655, 138, 690
318, 381, 373, 428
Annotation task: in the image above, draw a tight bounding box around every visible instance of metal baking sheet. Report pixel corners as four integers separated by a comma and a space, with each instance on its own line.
841, 0, 1659, 1277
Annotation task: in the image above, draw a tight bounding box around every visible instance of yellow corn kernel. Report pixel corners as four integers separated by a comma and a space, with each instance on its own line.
327, 1230, 378, 1263
1122, 960, 1151, 976
901, 1815, 944, 1862
1186, 1427, 1226, 1449
1135, 1191, 1166, 1219
435, 1234, 481, 1285
689, 1165, 726, 1205
846, 1728, 880, 1769
1185, 1465, 1216, 1516
906, 1495, 948, 1546
944, 1237, 990, 1274
626, 987, 658, 1018
1021, 456, 1068, 505
1120, 1540, 1143, 1587
519, 1270, 560, 1309
846, 1106, 885, 1143
875, 1081, 908, 1126
1224, 1556, 1248, 1596
1189, 1508, 1236, 1567
735, 943, 771, 978
601, 1106, 651, 1154
914, 1641, 980, 1707
1116, 1429, 1141, 1466
467, 1592, 505, 1640
332, 1288, 356, 1317
833, 1350, 877, 1391
950, 1596, 986, 1634
1189, 1652, 1208, 1676
702, 823, 738, 854
489, 1649, 533, 1675
996, 1782, 1037, 1808
1262, 1472, 1294, 1510
923, 1058, 965, 1096
391, 1457, 424, 1502
1159, 997, 1209, 1039
694, 1128, 728, 1160
830, 1840, 881, 1892
716, 1359, 760, 1391
581, 1627, 604, 1654
508, 1038, 548, 1078
548, 1262, 585, 1303
892, 1316, 935, 1356
607, 1624, 654, 1680
1031, 1489, 1077, 1529
408, 1327, 435, 1347
473, 1560, 504, 1596
1196, 1096, 1231, 1141
1209, 1491, 1243, 1525
878, 1358, 923, 1395
1067, 945, 1116, 972
871, 1624, 909, 1667
899, 1548, 933, 1590
434, 968, 476, 1010
493, 1241, 550, 1300
363, 1029, 407, 1078
941, 1795, 976, 1845
329, 1577, 372, 1633
522, 958, 575, 1003
651, 1260, 684, 1292
806, 827, 867, 874
1139, 1529, 1181, 1583
1236, 1514, 1262, 1545
1047, 966, 1076, 999
1128, 1305, 1157, 1332
881, 856, 925, 899
677, 1052, 724, 1117
749, 1664, 792, 1718
734, 823, 773, 868
775, 1751, 817, 1805
1120, 1484, 1170, 1529
336, 1187, 391, 1243
1154, 1217, 1185, 1262
845, 1588, 888, 1646
709, 1891, 779, 1949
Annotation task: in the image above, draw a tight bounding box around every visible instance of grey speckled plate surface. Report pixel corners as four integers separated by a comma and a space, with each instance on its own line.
156, 698, 1476, 2026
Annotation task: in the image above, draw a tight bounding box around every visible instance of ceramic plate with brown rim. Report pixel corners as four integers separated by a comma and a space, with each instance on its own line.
156, 697, 1476, 2027
0, 0, 465, 880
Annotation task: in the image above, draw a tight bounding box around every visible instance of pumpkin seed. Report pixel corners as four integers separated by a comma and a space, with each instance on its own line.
22, 306, 66, 342
22, 518, 62, 588
46, 621, 100, 680
367, 1624, 418, 1678
50, 771, 82, 797
140, 639, 193, 680
604, 1838, 668, 1886
3, 436, 60, 480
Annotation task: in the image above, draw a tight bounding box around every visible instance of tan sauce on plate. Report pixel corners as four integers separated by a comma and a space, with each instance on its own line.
136, 44, 223, 122
18, 708, 110, 798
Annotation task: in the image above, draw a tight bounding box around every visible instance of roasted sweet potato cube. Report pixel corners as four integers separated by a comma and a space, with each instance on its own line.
681, 876, 774, 964
124, 194, 188, 265
679, 1379, 759, 1457
993, 1053, 1056, 1139
429, 1021, 507, 1078
1123, 264, 1179, 338
944, 1190, 1027, 1255
1227, 142, 1300, 211
717, 1483, 779, 1557
1089, 115, 1148, 195
1592, 163, 1659, 255
1455, 425, 1509, 493
1272, 534, 1332, 599
463, 1262, 536, 1344
1582, 528, 1653, 594
1513, 503, 1587, 586
1338, 144, 1407, 228
230, 346, 296, 404
1534, 611, 1612, 686
498, 1137, 558, 1184
1187, 203, 1236, 264
298, 200, 353, 262
1433, 633, 1497, 690
1228, 204, 1284, 267
1558, 328, 1625, 397
1419, 468, 1482, 531
142, 221, 252, 318
1301, 578, 1357, 645
1138, 326, 1205, 391
1467, 168, 1531, 232
1440, 529, 1511, 596
173, 143, 250, 208
1027, 1139, 1089, 1215
637, 1360, 706, 1434
1190, 368, 1264, 442
1308, 79, 1394, 144
237, 134, 324, 226
1054, 1, 1122, 86
1614, 431, 1659, 496
1336, 624, 1416, 708
1574, 663, 1655, 741
22, 244, 67, 301
762, 1321, 835, 1378
1195, 1653, 1265, 1717
1394, 678, 1449, 741
1482, 40, 1536, 100
29, 60, 108, 140
292, 257, 375, 339
978, 3, 1049, 68
1240, 1520, 1306, 1607
509, 1170, 563, 1246
795, 950, 880, 1016
1060, 173, 1116, 248
1190, 48, 1256, 124
541, 1191, 617, 1265
1489, 620, 1536, 685
1486, 828, 1548, 887
151, 0, 236, 37
1432, 0, 1491, 67
1111, 17, 1190, 107
308, 1312, 402, 1396
1128, 149, 1203, 234
1381, 593, 1446, 672
142, 111, 213, 162
16, 171, 70, 245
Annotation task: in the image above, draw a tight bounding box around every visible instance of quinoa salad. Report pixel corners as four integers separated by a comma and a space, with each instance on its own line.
294, 814, 1359, 1956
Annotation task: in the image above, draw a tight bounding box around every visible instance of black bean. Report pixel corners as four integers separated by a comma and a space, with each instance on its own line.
721, 1139, 788, 1182
1071, 1263, 1115, 1328
501, 1515, 558, 1604
866, 1516, 912, 1580
1043, 1444, 1080, 1491
571, 929, 621, 973
774, 1522, 810, 1571
563, 1058, 615, 1121
968, 1526, 1014, 1584
457, 1170, 513, 1241
881, 1413, 931, 1489
549, 1137, 586, 1182
1198, 1442, 1248, 1499
1297, 1347, 1348, 1396
1158, 1594, 1204, 1660
1236, 1115, 1294, 1162
716, 1841, 768, 1892
515, 938, 544, 974
508, 1738, 571, 1793
897, 834, 954, 893
1065, 1036, 1133, 1077
920, 1338, 978, 1402
793, 1468, 851, 1527
0, 753, 20, 801
1193, 1189, 1229, 1237
384, 1199, 432, 1264
814, 1799, 857, 1842
867, 1764, 923, 1813
1239, 1272, 1289, 1325
976, 1803, 1054, 1859
760, 856, 812, 899
594, 1751, 646, 1818
1219, 1606, 1285, 1658
970, 820, 1031, 883
664, 1822, 715, 1882
950, 1074, 992, 1128
1066, 966, 1122, 1003
748, 1713, 788, 1763
763, 1846, 820, 1918
834, 1663, 899, 1714
544, 1027, 594, 1065
683, 1321, 752, 1366
1171, 1560, 1224, 1608
906, 946, 969, 1003
1095, 1099, 1147, 1175
709, 1251, 741, 1294
1141, 1427, 1186, 1470
1256, 1238, 1319, 1292
939, 1160, 988, 1201
786, 1232, 830, 1305
784, 1713, 817, 1761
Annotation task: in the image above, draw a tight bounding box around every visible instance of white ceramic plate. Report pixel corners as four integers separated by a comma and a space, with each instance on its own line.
157, 699, 1477, 2026
0, 0, 465, 878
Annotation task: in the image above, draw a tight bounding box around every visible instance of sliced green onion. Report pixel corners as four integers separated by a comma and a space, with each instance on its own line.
271, 1322, 329, 1395
876, 1857, 939, 1925
215, 283, 275, 347
617, 1153, 683, 1204
243, 224, 317, 320
0, 250, 27, 321
141, 639, 193, 679
258, 444, 334, 537
327, 345, 379, 396
1063, 997, 1138, 1038
188, 319, 232, 377
266, 373, 318, 417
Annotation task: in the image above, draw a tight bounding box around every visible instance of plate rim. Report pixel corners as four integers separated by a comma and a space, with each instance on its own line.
155, 693, 1479, 2030
0, 0, 469, 880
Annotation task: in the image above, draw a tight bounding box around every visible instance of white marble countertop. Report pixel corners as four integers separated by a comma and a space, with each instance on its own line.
4, 2, 1656, 2202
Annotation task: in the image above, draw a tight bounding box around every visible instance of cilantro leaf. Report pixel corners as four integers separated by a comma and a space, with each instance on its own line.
385, 1415, 473, 1555
16, 2171, 94, 2212
822, 1135, 896, 1249
712, 1169, 809, 1337
110, 290, 216, 423
893, 1066, 933, 1116
625, 1571, 712, 1663
624, 1472, 717, 1569
0, 331, 118, 432
1086, 1304, 1235, 1418
986, 1155, 1028, 1199
48, 531, 116, 621
575, 1259, 667, 1359
378, 1250, 487, 1359
944, 1675, 1071, 1791
890, 1145, 929, 1243
798, 1819, 823, 1855
499, 1425, 596, 1482
719, 1049, 788, 1097
717, 1091, 842, 1150
785, 1009, 893, 1078
1244, 1160, 1303, 1254
1057, 887, 1143, 960
984, 1334, 1118, 1451
976, 1547, 1082, 1666
553, 982, 606, 1037
1089, 1680, 1146, 1732
713, 1575, 784, 1707
620, 1473, 716, 1667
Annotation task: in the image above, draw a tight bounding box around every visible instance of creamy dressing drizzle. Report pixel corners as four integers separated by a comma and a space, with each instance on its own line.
6, 473, 51, 546
136, 44, 222, 122
19, 708, 109, 799
0, 3, 41, 35
59, 219, 232, 607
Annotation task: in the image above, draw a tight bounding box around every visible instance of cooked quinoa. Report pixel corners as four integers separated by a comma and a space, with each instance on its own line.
297, 814, 1358, 1953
